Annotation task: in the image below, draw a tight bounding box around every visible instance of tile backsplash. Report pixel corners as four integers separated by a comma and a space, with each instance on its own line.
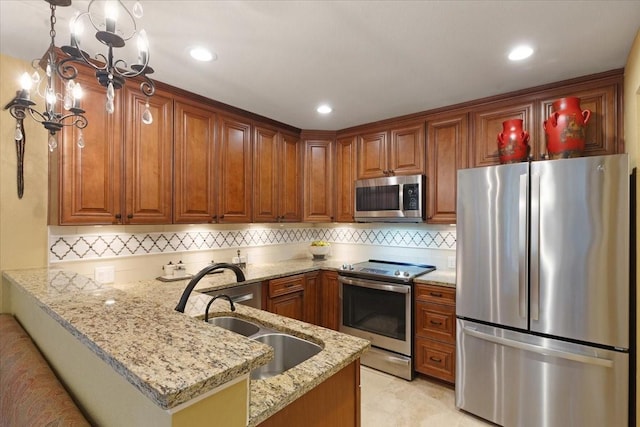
49, 224, 456, 263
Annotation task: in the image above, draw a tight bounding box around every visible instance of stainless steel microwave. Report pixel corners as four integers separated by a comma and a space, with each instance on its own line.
354, 174, 425, 222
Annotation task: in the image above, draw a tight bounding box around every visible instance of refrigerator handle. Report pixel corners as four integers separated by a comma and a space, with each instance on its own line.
530, 172, 540, 321
518, 174, 528, 319
462, 326, 614, 368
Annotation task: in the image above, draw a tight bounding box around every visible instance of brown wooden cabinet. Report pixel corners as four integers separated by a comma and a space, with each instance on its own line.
173, 98, 217, 223
50, 69, 173, 225
471, 100, 536, 168
253, 127, 302, 222
51, 67, 123, 225
304, 271, 319, 325
357, 122, 424, 179
218, 115, 252, 223
414, 284, 456, 383
426, 112, 469, 224
334, 135, 358, 222
538, 82, 621, 158
303, 136, 334, 222
123, 87, 174, 224
319, 270, 340, 331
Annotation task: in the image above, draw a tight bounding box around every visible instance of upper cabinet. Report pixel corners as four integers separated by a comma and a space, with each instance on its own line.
426, 112, 469, 224
469, 72, 622, 168
334, 134, 358, 223
173, 97, 217, 224
357, 122, 424, 179
123, 86, 174, 224
50, 66, 123, 225
470, 100, 536, 168
217, 115, 253, 223
303, 135, 334, 222
253, 127, 302, 222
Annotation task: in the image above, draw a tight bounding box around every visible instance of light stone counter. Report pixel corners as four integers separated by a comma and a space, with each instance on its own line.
2, 259, 369, 426
414, 269, 456, 288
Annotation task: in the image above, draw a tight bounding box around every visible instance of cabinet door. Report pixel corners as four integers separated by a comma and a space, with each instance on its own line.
56, 69, 122, 224
123, 87, 173, 224
319, 271, 340, 330
268, 292, 305, 321
539, 83, 621, 157
303, 139, 333, 222
278, 132, 302, 222
173, 99, 217, 223
304, 272, 319, 325
218, 116, 252, 223
389, 122, 424, 176
335, 135, 357, 222
253, 126, 279, 222
357, 130, 388, 179
426, 113, 468, 224
415, 337, 456, 383
471, 101, 535, 167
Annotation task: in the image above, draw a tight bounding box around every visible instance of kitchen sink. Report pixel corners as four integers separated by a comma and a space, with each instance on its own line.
250, 333, 322, 380
207, 316, 260, 337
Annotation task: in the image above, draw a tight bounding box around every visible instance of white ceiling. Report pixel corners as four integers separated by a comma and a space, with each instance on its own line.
1, 1, 639, 131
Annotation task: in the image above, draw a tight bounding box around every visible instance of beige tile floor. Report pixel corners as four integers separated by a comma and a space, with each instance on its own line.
360, 366, 494, 427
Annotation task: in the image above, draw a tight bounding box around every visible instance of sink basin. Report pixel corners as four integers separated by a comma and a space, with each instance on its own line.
207, 316, 260, 337
250, 333, 322, 379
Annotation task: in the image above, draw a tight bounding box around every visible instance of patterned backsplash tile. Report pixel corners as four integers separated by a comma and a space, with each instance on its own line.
49, 226, 456, 263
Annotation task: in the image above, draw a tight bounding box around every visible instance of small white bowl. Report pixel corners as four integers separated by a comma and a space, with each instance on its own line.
309, 245, 330, 259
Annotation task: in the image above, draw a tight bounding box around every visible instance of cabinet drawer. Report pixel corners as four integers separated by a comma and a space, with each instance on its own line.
415, 284, 455, 305
269, 274, 305, 298
415, 301, 456, 343
414, 337, 455, 383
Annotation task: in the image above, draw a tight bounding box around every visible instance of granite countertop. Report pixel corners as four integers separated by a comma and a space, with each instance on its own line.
414, 269, 456, 288
2, 258, 372, 426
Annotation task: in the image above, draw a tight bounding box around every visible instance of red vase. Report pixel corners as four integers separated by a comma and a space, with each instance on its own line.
497, 119, 530, 164
543, 97, 591, 159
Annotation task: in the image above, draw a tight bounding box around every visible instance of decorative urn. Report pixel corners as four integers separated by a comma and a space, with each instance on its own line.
497, 119, 530, 164
543, 97, 591, 159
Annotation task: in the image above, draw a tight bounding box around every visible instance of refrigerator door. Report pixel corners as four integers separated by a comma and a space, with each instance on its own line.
530, 154, 629, 348
457, 162, 529, 329
456, 319, 629, 427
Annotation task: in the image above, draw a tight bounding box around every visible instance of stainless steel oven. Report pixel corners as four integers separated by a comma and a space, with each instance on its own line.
338, 260, 435, 380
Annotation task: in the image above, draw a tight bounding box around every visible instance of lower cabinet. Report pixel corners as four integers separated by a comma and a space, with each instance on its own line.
319, 271, 340, 330
266, 273, 319, 323
414, 284, 456, 383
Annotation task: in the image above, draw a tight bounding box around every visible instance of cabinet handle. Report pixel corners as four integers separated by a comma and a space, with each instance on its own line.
285, 283, 296, 288
220, 214, 225, 219
429, 356, 442, 363
127, 214, 133, 219
429, 292, 443, 297
115, 214, 121, 219
429, 320, 443, 326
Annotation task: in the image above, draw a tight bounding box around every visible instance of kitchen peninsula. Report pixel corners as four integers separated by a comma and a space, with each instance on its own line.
1, 260, 371, 427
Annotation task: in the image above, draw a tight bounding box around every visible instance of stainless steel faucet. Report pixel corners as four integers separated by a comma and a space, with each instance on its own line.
174, 263, 246, 313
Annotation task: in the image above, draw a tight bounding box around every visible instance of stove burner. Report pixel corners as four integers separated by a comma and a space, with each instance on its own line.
360, 267, 389, 274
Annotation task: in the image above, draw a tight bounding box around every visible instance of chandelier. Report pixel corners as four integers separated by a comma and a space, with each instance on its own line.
59, 0, 155, 122
3, 0, 88, 198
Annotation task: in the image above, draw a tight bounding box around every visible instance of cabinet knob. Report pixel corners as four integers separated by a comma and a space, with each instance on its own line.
127, 214, 133, 219
115, 214, 121, 219
220, 214, 225, 219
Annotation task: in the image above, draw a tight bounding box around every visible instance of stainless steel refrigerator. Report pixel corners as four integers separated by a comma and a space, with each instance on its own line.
456, 154, 630, 427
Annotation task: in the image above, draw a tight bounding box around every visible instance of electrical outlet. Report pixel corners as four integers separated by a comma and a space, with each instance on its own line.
447, 256, 456, 269
95, 266, 115, 284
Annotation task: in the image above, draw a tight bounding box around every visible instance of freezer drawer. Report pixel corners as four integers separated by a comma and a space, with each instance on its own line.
456, 319, 629, 427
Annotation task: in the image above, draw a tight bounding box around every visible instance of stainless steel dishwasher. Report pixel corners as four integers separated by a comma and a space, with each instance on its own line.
203, 282, 262, 309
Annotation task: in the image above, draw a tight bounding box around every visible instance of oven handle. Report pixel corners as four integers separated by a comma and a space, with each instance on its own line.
338, 276, 410, 294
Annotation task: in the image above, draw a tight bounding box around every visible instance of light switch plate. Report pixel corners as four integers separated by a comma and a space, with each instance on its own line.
95, 266, 115, 284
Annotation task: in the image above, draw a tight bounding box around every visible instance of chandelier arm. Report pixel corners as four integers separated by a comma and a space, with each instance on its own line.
56, 56, 80, 81
25, 107, 49, 125
58, 112, 89, 130
139, 77, 155, 97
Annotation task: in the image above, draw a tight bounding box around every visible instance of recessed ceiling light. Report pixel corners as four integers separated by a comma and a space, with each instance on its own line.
317, 104, 332, 114
508, 45, 534, 61
190, 47, 216, 62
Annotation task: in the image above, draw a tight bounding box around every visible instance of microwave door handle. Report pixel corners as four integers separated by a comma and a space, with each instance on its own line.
398, 183, 404, 213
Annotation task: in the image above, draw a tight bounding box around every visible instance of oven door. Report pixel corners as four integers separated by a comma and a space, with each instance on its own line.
338, 276, 411, 356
